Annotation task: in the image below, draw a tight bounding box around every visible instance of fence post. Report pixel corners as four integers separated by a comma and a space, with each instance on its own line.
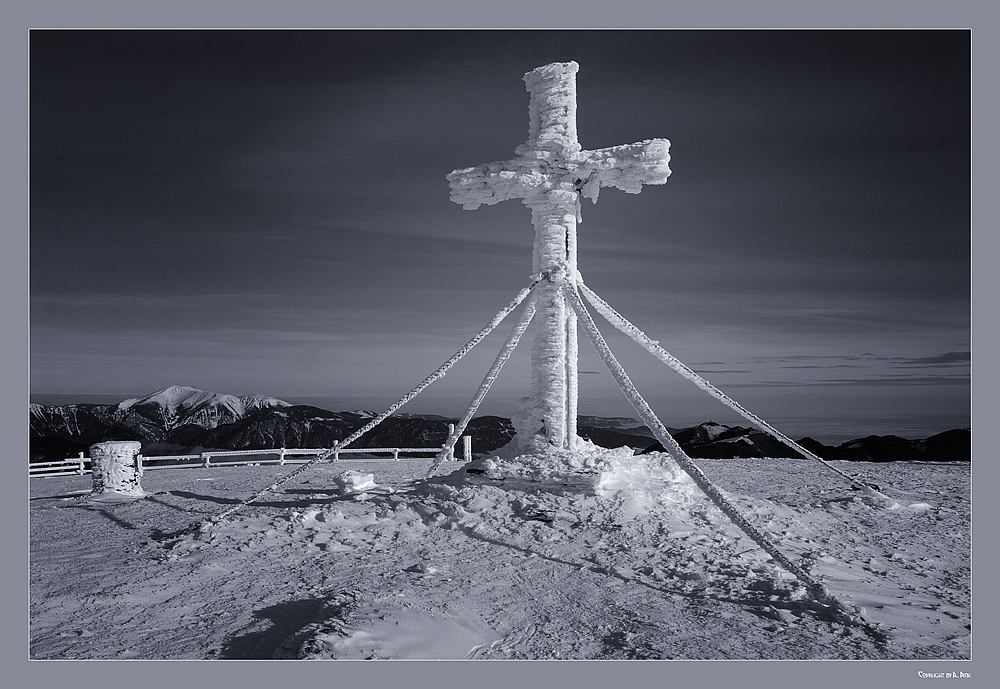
202, 452, 211, 468
393, 449, 399, 461
447, 424, 456, 461
463, 435, 472, 462
278, 448, 286, 465
334, 442, 340, 462
77, 452, 85, 475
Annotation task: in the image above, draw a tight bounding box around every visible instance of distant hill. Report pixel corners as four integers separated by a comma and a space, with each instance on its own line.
29, 386, 513, 462
29, 387, 970, 463
639, 422, 970, 463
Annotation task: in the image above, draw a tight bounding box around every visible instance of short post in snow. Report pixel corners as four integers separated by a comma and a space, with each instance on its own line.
447, 424, 456, 461
89, 440, 146, 496
278, 448, 286, 465
333, 442, 340, 462
463, 435, 472, 462
202, 452, 211, 468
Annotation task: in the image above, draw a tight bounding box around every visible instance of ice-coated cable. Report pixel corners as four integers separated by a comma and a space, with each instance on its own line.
578, 281, 893, 504
565, 308, 579, 448
427, 294, 538, 476
565, 282, 860, 618
200, 278, 543, 527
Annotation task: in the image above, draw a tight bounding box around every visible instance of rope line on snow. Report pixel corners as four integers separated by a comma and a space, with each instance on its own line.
194, 278, 544, 528
564, 281, 862, 620
578, 282, 893, 504
427, 294, 538, 476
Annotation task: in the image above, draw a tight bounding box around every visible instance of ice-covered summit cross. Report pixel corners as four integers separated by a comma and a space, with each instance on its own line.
447, 61, 671, 452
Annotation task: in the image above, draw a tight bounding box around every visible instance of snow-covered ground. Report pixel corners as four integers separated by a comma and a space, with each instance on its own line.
29, 451, 969, 662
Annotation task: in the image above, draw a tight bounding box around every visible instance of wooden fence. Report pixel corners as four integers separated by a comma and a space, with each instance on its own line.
29, 436, 474, 478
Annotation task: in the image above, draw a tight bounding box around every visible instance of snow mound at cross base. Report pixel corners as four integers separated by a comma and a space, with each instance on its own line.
456, 443, 701, 517
594, 452, 700, 520
466, 440, 696, 496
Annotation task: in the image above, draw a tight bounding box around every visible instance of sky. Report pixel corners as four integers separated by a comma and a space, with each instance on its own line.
29, 29, 971, 443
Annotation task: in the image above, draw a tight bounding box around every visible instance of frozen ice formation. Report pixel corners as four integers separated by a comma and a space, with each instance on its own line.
447, 61, 671, 453
332, 471, 379, 495
447, 63, 671, 211
89, 440, 146, 497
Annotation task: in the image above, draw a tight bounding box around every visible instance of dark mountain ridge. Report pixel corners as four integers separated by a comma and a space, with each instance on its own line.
29, 387, 970, 463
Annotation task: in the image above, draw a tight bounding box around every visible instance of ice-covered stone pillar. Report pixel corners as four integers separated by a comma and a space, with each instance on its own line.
89, 440, 146, 497
447, 61, 671, 453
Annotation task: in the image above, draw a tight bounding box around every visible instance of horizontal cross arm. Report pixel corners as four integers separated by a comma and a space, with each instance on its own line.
577, 138, 671, 202
446, 160, 549, 210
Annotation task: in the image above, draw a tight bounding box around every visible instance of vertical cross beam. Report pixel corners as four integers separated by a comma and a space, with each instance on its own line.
447, 61, 670, 454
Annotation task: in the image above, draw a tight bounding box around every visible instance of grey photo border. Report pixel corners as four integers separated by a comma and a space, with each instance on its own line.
6, 1, 993, 686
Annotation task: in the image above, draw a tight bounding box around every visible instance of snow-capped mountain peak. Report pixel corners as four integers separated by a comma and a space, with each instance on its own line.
120, 386, 290, 412
119, 385, 211, 411
115, 386, 291, 431
699, 421, 728, 441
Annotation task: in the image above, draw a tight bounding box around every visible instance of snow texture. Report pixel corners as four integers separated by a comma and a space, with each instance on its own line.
30, 458, 970, 660
331, 471, 380, 495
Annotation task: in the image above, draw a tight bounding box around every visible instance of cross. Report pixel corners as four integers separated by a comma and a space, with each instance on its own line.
447, 61, 671, 453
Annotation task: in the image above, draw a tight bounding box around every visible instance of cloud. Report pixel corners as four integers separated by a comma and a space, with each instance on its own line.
691, 369, 754, 374
729, 375, 969, 388
893, 351, 970, 367
744, 353, 905, 365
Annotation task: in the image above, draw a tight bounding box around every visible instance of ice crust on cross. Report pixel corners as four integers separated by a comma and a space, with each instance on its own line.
448, 63, 671, 209
447, 61, 670, 454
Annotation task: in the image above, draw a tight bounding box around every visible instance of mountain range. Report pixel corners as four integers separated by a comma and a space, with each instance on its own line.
29, 385, 970, 464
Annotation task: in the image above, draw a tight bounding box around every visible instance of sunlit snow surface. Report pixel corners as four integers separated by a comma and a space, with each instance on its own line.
30, 452, 970, 660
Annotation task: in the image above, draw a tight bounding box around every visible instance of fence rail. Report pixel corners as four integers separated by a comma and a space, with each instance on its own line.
29, 438, 473, 478
29, 456, 90, 476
